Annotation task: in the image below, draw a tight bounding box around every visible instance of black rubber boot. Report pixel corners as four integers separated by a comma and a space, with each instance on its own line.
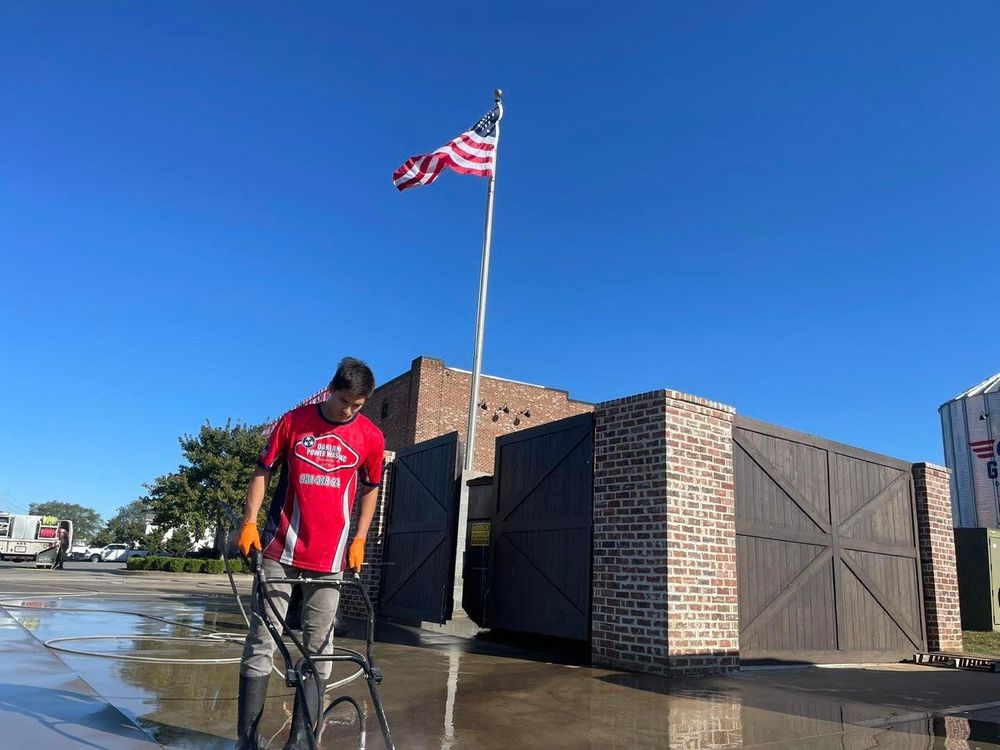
236, 673, 270, 750
282, 673, 325, 750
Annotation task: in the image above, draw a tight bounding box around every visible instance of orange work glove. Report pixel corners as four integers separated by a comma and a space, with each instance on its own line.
348, 537, 366, 572
237, 521, 262, 559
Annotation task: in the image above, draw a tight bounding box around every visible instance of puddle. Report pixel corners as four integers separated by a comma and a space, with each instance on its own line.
3, 572, 1000, 748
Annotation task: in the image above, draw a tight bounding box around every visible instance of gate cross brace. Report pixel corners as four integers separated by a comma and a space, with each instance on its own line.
381, 531, 447, 603
393, 455, 451, 514
498, 426, 589, 522
840, 551, 924, 649
501, 531, 588, 616
739, 546, 833, 642
734, 433, 831, 534
837, 472, 909, 535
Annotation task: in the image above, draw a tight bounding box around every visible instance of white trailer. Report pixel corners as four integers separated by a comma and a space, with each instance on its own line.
0, 512, 73, 567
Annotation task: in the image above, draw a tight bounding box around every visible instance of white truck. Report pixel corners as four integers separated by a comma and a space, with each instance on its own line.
0, 512, 73, 568
80, 543, 148, 563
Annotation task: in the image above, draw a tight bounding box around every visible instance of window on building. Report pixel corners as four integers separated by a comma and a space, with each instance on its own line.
381, 400, 390, 419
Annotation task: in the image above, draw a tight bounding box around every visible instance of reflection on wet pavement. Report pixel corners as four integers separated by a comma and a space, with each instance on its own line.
4, 570, 1000, 749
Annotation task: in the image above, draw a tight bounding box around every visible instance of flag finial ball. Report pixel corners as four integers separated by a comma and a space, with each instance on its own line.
494, 88, 503, 101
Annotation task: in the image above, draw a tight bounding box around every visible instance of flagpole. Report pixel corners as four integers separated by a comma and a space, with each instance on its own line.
465, 89, 504, 472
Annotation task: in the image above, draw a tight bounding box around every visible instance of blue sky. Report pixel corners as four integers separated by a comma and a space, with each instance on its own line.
2, 2, 998, 520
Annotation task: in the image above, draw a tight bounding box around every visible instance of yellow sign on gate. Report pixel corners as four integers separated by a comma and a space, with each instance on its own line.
470, 522, 491, 547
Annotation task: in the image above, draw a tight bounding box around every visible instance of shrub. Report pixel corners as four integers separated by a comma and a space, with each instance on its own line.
126, 555, 243, 575
203, 559, 225, 575
164, 558, 187, 573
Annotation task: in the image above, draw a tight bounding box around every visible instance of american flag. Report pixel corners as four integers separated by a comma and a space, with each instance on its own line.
392, 106, 500, 191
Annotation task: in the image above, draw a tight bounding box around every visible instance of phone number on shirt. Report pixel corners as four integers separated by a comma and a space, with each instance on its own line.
298, 473, 342, 488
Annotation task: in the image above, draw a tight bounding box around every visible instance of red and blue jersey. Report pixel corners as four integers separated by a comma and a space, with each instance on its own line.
258, 404, 384, 572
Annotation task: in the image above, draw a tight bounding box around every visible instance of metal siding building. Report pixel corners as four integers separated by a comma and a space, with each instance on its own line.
940, 373, 1000, 528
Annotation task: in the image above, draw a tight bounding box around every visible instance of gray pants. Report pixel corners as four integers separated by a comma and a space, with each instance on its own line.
240, 558, 343, 680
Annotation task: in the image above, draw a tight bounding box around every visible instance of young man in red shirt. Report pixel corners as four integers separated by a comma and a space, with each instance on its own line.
235, 357, 385, 750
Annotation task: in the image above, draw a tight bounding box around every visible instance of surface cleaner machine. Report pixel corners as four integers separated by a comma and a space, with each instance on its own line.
245, 548, 395, 750
217, 499, 396, 750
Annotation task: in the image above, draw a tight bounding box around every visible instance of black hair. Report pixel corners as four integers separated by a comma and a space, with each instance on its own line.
330, 357, 375, 398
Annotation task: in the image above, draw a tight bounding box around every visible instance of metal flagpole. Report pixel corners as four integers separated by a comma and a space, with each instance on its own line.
465, 89, 504, 472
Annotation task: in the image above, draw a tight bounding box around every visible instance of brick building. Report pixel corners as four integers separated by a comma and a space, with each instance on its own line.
359, 356, 591, 471
304, 361, 963, 677
292, 355, 592, 472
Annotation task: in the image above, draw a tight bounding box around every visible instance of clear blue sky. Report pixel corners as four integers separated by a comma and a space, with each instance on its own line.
2, 2, 998, 520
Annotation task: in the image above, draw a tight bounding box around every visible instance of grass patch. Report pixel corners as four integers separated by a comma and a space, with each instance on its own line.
963, 630, 1000, 655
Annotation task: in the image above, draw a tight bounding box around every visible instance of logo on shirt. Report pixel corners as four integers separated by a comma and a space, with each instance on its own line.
294, 433, 360, 473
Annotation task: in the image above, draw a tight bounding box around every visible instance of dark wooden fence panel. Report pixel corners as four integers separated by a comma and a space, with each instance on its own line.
734, 416, 925, 662
379, 432, 462, 623
487, 413, 594, 640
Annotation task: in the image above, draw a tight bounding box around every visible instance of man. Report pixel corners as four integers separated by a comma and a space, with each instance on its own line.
235, 357, 384, 750
54, 526, 68, 570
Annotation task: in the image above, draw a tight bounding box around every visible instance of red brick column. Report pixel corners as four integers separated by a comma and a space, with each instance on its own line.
592, 390, 739, 676
592, 391, 671, 673
339, 453, 394, 620
663, 391, 738, 675
912, 462, 962, 652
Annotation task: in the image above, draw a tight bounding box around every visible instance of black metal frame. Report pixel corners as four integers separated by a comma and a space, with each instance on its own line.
251, 552, 396, 750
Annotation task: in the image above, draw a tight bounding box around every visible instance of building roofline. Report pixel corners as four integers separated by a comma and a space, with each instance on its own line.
940, 372, 1000, 409
305, 355, 592, 407
373, 370, 411, 392
440, 362, 593, 406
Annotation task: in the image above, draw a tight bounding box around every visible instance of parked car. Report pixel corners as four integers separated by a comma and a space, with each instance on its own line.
82, 544, 148, 563
67, 544, 91, 561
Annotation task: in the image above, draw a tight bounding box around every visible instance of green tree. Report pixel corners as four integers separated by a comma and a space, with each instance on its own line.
27, 501, 102, 543
90, 499, 149, 548
162, 525, 193, 557
143, 527, 167, 554
88, 527, 114, 547
144, 470, 198, 536
144, 420, 272, 552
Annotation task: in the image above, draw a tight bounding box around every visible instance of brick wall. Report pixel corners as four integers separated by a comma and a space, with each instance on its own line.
339, 453, 394, 621
365, 356, 592, 471
361, 373, 416, 451
913, 462, 963, 652
592, 389, 739, 677
592, 391, 671, 672
662, 391, 739, 675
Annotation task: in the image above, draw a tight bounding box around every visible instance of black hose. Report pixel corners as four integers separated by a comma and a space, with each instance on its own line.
325, 695, 366, 749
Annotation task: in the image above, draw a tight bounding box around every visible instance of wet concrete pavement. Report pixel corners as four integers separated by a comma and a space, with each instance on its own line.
3, 565, 1000, 748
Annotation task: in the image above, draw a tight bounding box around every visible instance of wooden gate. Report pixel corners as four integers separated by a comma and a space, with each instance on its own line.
487, 413, 594, 640
734, 416, 926, 662
379, 432, 462, 623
